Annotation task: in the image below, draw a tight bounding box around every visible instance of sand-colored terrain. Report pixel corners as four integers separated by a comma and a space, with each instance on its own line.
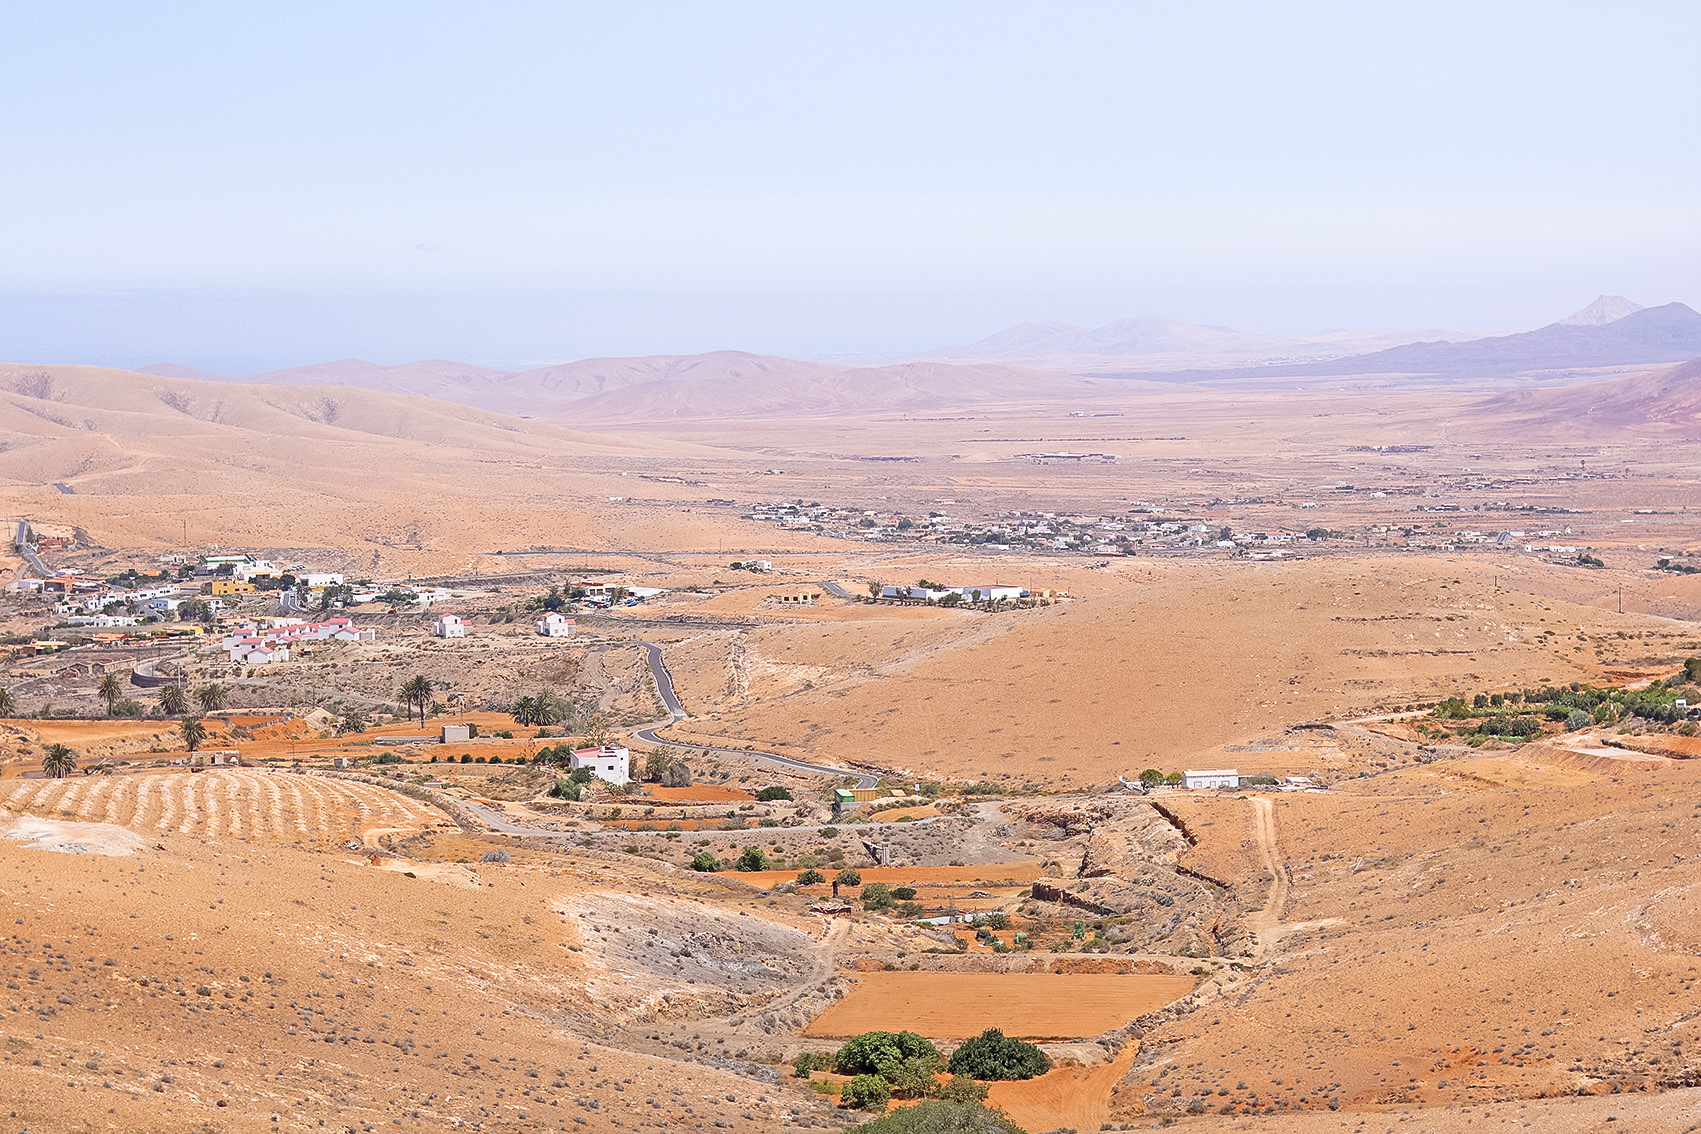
8, 348, 1701, 1132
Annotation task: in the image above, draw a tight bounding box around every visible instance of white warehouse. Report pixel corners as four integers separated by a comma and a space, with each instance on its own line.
1183, 768, 1240, 790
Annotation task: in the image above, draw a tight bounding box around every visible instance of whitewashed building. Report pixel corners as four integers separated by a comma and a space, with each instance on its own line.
433, 614, 466, 638
1183, 768, 1240, 790
535, 612, 574, 638
568, 745, 630, 786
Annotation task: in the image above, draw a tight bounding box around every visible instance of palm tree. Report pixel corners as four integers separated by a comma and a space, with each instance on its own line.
157, 684, 189, 716
510, 696, 539, 726
41, 743, 77, 778
0, 687, 15, 717
97, 673, 123, 715
400, 675, 434, 724
195, 683, 228, 712
180, 716, 208, 754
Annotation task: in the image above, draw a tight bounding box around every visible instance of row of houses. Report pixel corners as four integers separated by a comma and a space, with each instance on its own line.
433, 612, 577, 638
221, 617, 375, 665
880, 584, 1028, 602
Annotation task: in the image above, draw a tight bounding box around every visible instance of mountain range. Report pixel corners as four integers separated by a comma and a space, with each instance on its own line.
128, 295, 1701, 422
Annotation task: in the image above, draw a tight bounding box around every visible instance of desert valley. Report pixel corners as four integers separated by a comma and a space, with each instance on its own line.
4, 295, 1701, 1134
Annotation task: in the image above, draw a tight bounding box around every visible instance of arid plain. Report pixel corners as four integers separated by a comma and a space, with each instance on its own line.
7, 312, 1701, 1132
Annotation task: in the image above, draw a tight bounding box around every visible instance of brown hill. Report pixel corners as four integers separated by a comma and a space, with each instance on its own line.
1478, 356, 1701, 433
158, 350, 843, 419
562, 360, 1110, 424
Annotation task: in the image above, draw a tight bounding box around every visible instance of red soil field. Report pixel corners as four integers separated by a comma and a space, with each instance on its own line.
804, 972, 1196, 1039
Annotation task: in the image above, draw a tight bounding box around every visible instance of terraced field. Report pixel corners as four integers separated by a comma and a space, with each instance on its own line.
0, 770, 440, 844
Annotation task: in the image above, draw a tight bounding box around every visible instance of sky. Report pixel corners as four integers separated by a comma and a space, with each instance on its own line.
2, 2, 1699, 372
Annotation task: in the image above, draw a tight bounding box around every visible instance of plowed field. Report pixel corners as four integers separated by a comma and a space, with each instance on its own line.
0, 770, 439, 844
804, 971, 1195, 1039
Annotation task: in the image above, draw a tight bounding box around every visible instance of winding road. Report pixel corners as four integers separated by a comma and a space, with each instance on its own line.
631, 637, 880, 789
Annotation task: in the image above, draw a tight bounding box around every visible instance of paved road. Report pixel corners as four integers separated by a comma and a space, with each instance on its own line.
818, 579, 856, 599
631, 637, 880, 789
13, 521, 48, 576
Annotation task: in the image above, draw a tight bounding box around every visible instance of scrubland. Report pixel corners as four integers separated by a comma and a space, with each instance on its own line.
7, 354, 1701, 1131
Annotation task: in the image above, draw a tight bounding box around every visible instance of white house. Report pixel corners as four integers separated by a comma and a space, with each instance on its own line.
568, 745, 630, 786
433, 614, 466, 638
1183, 768, 1240, 790
302, 573, 344, 588
237, 644, 288, 665
535, 612, 574, 638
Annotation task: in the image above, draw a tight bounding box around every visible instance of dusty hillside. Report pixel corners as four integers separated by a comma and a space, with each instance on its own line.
661, 556, 1698, 789
1110, 753, 1701, 1126
0, 808, 842, 1133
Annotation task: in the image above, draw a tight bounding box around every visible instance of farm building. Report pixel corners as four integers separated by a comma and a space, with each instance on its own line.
535, 612, 574, 637
1183, 768, 1240, 790
568, 745, 630, 786
433, 614, 465, 638
775, 591, 819, 605
440, 724, 471, 744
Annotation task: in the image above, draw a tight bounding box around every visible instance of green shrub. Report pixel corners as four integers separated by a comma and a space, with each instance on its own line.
793, 1051, 829, 1077
845, 1100, 1021, 1133
736, 846, 769, 872
979, 911, 1009, 930
938, 1075, 988, 1104
689, 851, 720, 872
946, 1029, 1050, 1081
755, 785, 793, 801
548, 778, 580, 801
891, 887, 917, 901
841, 1074, 891, 1112
797, 869, 827, 886
862, 883, 896, 910
836, 868, 862, 888
835, 1031, 940, 1078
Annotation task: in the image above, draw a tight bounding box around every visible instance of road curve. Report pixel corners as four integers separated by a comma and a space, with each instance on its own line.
632, 637, 879, 789
817, 579, 856, 599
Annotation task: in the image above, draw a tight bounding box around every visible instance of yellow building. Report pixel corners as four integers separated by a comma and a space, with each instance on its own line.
203, 578, 255, 596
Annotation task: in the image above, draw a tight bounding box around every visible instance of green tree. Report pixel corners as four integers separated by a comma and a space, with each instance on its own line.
180, 716, 208, 754
41, 743, 77, 778
841, 1074, 891, 1112
796, 868, 826, 886
836, 868, 862, 889
400, 675, 435, 724
689, 851, 720, 872
1138, 768, 1163, 787
892, 887, 917, 901
1162, 772, 1182, 786
846, 1100, 1022, 1133
755, 785, 793, 801
735, 846, 769, 872
862, 883, 896, 910
195, 683, 228, 712
886, 1051, 943, 1100
511, 696, 539, 726
946, 1029, 1050, 1081
548, 778, 581, 801
645, 749, 674, 782
157, 684, 189, 716
97, 673, 124, 715
0, 687, 15, 717
835, 1031, 940, 1078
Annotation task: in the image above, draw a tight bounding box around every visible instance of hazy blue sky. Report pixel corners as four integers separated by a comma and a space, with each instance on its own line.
3, 2, 1698, 371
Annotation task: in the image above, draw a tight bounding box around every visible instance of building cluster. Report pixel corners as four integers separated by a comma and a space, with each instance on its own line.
220, 617, 376, 665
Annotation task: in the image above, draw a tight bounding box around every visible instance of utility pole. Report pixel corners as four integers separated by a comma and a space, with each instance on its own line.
1618, 585, 1623, 614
